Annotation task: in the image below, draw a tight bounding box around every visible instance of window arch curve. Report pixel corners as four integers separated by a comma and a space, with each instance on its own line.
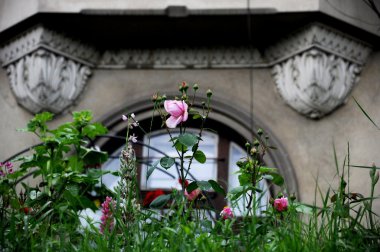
96, 96, 298, 211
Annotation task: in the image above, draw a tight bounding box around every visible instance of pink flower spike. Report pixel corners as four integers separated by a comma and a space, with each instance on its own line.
274, 197, 288, 212
164, 100, 188, 128
220, 206, 234, 220
100, 196, 116, 234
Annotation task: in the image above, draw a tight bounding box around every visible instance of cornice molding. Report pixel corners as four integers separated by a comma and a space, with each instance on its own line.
0, 26, 98, 67
98, 47, 266, 69
265, 23, 372, 65
0, 23, 373, 117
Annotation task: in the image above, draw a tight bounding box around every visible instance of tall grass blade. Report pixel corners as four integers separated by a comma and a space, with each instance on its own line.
353, 96, 380, 130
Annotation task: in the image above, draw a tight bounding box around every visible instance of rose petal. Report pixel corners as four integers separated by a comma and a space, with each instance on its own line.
166, 115, 183, 128
165, 100, 186, 117
181, 101, 188, 122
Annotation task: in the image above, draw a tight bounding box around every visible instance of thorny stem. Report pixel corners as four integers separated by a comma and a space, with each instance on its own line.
184, 96, 212, 180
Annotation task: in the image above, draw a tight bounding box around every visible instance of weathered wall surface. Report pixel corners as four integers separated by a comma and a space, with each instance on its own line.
1, 50, 379, 211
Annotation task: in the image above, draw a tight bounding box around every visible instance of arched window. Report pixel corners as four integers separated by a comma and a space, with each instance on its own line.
96, 98, 298, 215
140, 130, 219, 190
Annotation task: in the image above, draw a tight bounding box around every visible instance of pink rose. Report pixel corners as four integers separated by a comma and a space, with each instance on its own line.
184, 188, 201, 201
164, 100, 188, 128
274, 197, 288, 212
220, 206, 234, 220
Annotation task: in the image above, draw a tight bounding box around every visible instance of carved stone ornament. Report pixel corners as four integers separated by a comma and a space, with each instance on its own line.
0, 26, 96, 114
270, 23, 371, 118
7, 49, 91, 114
273, 49, 360, 118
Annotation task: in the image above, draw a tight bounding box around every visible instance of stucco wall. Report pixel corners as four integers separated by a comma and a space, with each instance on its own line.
1, 50, 379, 212
1, 0, 379, 36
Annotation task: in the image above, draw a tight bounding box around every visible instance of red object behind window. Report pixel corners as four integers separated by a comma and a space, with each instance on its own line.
143, 189, 165, 207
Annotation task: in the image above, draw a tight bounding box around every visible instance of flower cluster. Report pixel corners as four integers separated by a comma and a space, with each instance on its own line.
273, 197, 288, 212
220, 206, 234, 220
122, 113, 139, 143
100, 196, 116, 234
0, 161, 14, 177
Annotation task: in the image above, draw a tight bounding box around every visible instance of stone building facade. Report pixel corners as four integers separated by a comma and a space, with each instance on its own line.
0, 0, 380, 212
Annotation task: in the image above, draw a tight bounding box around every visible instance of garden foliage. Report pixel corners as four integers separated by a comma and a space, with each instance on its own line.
0, 84, 379, 251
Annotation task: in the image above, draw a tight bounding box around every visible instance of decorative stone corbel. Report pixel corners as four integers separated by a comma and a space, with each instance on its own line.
0, 26, 98, 114
268, 23, 372, 118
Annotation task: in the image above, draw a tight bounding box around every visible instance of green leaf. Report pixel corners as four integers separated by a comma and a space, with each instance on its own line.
294, 203, 314, 214
147, 160, 160, 179
67, 185, 79, 196
269, 173, 284, 186
194, 150, 206, 164
78, 196, 97, 210
238, 173, 251, 186
82, 123, 108, 139
73, 110, 93, 125
160, 157, 175, 169
229, 186, 248, 201
80, 146, 108, 166
197, 180, 212, 190
208, 180, 225, 195
174, 141, 188, 152
150, 194, 171, 208
178, 133, 198, 147
189, 108, 200, 115
259, 166, 278, 173
20, 112, 53, 133
186, 181, 198, 193
87, 169, 109, 179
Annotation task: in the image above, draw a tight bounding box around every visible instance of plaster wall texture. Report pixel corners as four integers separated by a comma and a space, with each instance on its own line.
1, 51, 379, 212
1, 0, 378, 36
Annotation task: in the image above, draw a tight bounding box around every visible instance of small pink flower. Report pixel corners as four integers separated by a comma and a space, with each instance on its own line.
220, 206, 234, 220
5, 162, 13, 174
184, 188, 201, 201
164, 100, 188, 128
274, 197, 288, 212
122, 114, 128, 121
100, 196, 116, 234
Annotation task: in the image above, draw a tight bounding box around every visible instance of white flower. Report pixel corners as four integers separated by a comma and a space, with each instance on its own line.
128, 133, 138, 143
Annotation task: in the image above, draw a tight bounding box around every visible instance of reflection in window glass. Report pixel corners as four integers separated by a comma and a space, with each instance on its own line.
228, 142, 269, 216
140, 130, 218, 189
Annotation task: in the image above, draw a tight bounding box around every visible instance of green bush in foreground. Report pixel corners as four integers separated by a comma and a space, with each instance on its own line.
0, 83, 379, 251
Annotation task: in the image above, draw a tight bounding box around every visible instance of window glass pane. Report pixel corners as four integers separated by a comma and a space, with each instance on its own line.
228, 142, 270, 216
141, 130, 218, 189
